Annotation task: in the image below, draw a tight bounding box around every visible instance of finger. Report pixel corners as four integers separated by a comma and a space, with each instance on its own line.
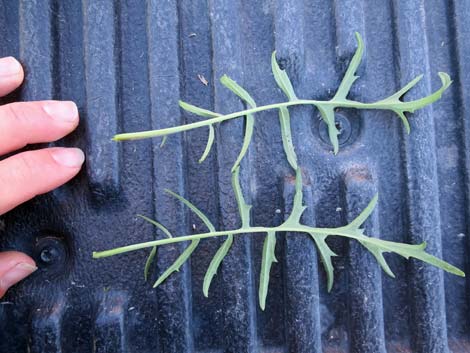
0, 147, 85, 214
0, 251, 36, 298
0, 100, 79, 155
0, 57, 24, 96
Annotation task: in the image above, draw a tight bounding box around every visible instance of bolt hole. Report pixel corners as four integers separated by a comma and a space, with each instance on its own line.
40, 246, 58, 264
335, 122, 342, 133
317, 113, 353, 148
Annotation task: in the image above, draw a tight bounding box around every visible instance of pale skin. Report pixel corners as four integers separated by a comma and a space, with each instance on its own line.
0, 56, 84, 298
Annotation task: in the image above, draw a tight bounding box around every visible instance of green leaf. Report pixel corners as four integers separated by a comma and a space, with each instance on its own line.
178, 101, 218, 163
231, 114, 254, 173
165, 189, 216, 232
220, 75, 257, 173
232, 166, 252, 229
395, 111, 411, 134
164, 190, 233, 296
203, 235, 233, 297
347, 193, 378, 230
138, 215, 171, 282
137, 214, 173, 239
152, 190, 216, 288
283, 168, 306, 227
278, 107, 298, 170
383, 74, 424, 102
271, 51, 297, 101
373, 239, 464, 277
317, 105, 339, 155
259, 231, 277, 310
144, 246, 157, 281
403, 72, 452, 112
358, 241, 395, 278
97, 34, 462, 302
160, 136, 167, 148
356, 236, 465, 277
379, 73, 451, 113
309, 233, 337, 292
334, 32, 364, 101
220, 75, 256, 107
199, 125, 215, 163
179, 100, 220, 118
376, 73, 452, 133
153, 239, 200, 287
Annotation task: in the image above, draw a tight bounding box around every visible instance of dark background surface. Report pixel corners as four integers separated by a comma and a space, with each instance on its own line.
0, 0, 469, 352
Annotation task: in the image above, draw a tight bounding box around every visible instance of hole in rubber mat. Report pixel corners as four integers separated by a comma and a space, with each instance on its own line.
317, 111, 361, 150
33, 233, 73, 278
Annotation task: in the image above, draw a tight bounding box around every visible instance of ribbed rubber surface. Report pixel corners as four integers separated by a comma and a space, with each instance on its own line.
0, 1, 469, 352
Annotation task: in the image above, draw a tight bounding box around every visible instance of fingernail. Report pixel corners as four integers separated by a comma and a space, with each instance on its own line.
43, 101, 78, 123
0, 263, 37, 290
0, 57, 22, 77
51, 148, 85, 168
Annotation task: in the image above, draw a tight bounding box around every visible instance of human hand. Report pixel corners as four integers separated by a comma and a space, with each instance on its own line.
0, 57, 84, 298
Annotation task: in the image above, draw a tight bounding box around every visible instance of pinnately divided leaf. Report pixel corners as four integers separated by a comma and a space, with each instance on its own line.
259, 231, 278, 310
95, 32, 464, 310
220, 75, 256, 172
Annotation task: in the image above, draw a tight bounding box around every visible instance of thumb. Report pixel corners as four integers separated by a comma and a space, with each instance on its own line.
0, 251, 37, 298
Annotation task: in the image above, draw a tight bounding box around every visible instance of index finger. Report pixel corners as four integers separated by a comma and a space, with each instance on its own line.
0, 101, 79, 155
0, 57, 24, 96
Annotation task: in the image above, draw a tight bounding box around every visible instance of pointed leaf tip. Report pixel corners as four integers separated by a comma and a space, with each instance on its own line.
144, 246, 157, 282
153, 238, 201, 288
221, 74, 257, 172
179, 100, 219, 118
278, 106, 298, 170
259, 231, 277, 310
438, 72, 452, 89
348, 193, 379, 230
220, 74, 257, 108
198, 125, 215, 163
354, 32, 363, 47
165, 189, 215, 232
333, 32, 364, 100
309, 233, 337, 292
271, 51, 298, 101
203, 235, 233, 297
137, 214, 173, 239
